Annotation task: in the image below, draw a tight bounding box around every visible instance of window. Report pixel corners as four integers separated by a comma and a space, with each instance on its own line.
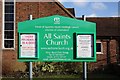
5, 14, 14, 21
97, 43, 101, 52
3, 0, 15, 49
96, 40, 103, 54
5, 5, 14, 13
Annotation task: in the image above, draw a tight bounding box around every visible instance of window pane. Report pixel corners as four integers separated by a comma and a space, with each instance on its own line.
97, 43, 101, 52
5, 5, 14, 13
4, 31, 14, 39
4, 40, 14, 48
5, 0, 14, 2
5, 2, 14, 4
5, 14, 14, 21
5, 0, 14, 4
5, 23, 14, 30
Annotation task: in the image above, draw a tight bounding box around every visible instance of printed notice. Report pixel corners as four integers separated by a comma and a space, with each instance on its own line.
20, 34, 36, 58
77, 35, 92, 58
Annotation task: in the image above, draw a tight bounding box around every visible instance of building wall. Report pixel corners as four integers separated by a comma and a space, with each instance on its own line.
0, 1, 2, 49
110, 40, 117, 63
0, 0, 2, 77
89, 40, 117, 71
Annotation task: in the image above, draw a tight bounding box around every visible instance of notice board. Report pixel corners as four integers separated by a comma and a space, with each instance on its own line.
18, 15, 96, 62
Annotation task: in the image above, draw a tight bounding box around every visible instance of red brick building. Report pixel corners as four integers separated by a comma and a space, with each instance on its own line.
0, 0, 2, 78
84, 17, 120, 71
1, 0, 75, 75
0, 0, 120, 77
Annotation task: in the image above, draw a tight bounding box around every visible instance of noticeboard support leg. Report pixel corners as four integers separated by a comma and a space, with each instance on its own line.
83, 62, 87, 80
29, 15, 33, 80
29, 62, 32, 80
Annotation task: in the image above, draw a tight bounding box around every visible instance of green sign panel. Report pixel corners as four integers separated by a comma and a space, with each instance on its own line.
18, 15, 96, 62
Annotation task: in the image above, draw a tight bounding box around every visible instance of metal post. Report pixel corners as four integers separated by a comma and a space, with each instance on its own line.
82, 15, 87, 80
29, 62, 32, 80
29, 15, 33, 80
83, 62, 87, 80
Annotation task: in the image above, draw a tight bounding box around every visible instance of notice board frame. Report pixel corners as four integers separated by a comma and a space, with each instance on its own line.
74, 33, 95, 60
18, 32, 39, 59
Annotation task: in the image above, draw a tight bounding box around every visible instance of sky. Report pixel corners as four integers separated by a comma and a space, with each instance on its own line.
58, 0, 119, 17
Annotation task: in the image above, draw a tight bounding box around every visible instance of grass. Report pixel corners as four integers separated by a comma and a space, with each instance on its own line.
2, 73, 120, 80
88, 73, 120, 80
1, 75, 81, 80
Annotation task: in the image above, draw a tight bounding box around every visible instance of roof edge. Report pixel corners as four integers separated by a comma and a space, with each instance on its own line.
54, 0, 75, 18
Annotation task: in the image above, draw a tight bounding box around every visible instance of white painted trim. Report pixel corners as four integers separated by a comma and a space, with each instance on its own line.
2, 0, 5, 49
2, 48, 15, 50
96, 40, 103, 54
14, 0, 15, 49
2, 0, 15, 49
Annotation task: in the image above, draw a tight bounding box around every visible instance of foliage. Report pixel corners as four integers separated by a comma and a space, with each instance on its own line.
32, 62, 82, 77
11, 62, 82, 78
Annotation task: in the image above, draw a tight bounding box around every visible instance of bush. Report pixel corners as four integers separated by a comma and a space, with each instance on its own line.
11, 62, 82, 78
32, 62, 82, 77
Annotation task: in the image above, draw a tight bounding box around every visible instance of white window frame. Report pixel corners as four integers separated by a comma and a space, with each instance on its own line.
96, 40, 103, 54
2, 0, 15, 50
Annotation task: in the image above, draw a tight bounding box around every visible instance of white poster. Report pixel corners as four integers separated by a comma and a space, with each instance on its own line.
20, 34, 36, 58
77, 35, 92, 58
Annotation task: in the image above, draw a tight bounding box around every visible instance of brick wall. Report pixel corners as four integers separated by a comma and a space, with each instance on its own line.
0, 1, 2, 48
0, 0, 2, 77
110, 40, 117, 63
16, 2, 71, 22
88, 40, 117, 71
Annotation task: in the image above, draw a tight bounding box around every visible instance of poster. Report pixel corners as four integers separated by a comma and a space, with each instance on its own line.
20, 34, 37, 58
77, 35, 93, 58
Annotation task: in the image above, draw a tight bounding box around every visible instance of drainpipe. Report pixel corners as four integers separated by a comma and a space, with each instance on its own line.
106, 39, 111, 64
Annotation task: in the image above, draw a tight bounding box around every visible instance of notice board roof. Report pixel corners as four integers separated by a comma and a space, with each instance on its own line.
18, 15, 96, 32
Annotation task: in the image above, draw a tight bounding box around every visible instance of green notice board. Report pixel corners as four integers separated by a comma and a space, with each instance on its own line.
18, 15, 96, 62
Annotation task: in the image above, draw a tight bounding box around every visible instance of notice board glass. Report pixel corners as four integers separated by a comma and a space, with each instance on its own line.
76, 34, 94, 59
18, 33, 38, 59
